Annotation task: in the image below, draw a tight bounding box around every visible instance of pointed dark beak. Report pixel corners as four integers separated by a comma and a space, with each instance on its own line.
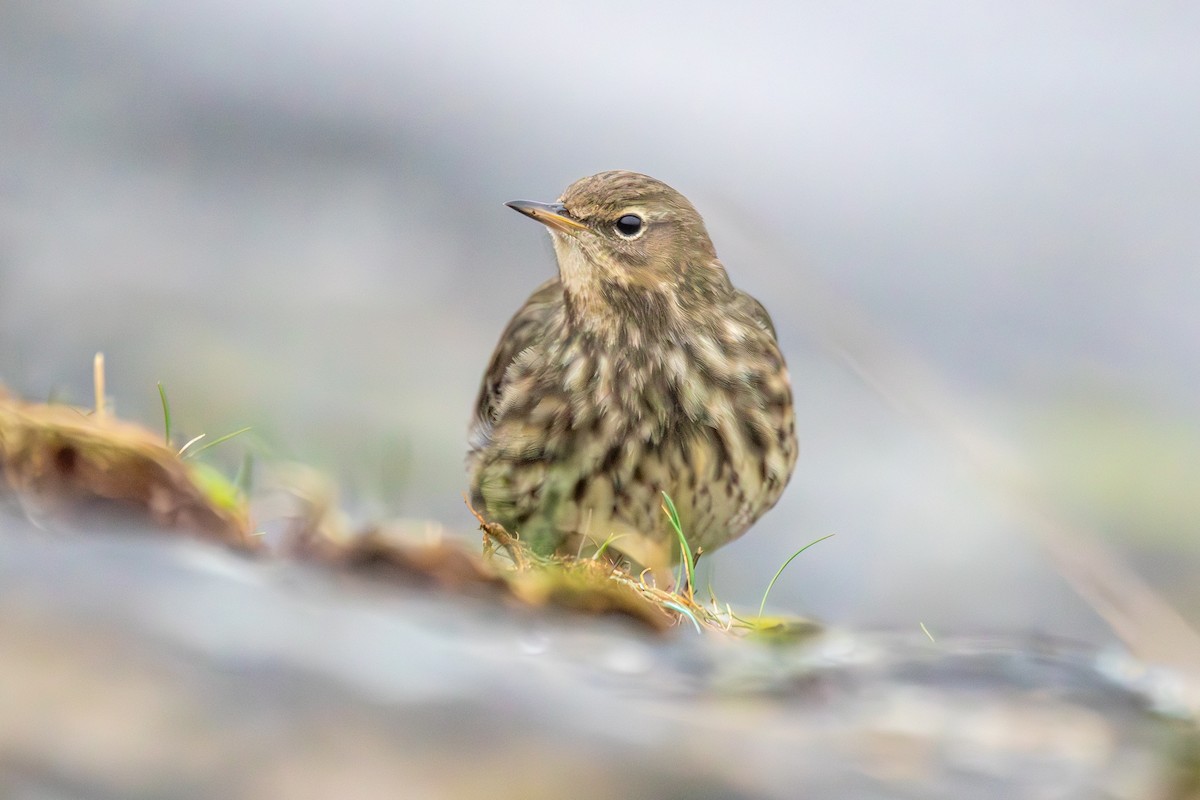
505, 200, 588, 235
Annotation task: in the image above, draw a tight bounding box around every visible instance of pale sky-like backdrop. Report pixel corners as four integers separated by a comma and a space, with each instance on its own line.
3, 2, 1198, 641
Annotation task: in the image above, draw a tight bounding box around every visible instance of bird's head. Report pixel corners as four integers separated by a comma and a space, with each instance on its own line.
507, 171, 731, 328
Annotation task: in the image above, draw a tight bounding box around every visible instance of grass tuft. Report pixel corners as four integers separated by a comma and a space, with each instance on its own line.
661, 491, 695, 597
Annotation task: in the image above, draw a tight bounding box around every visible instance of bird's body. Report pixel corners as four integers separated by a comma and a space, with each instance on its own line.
468, 171, 796, 569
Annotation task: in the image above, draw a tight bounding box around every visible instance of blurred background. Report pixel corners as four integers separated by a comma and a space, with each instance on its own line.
2, 1, 1198, 644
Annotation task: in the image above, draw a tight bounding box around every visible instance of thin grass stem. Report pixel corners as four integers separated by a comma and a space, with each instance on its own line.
157, 382, 172, 446
756, 533, 835, 618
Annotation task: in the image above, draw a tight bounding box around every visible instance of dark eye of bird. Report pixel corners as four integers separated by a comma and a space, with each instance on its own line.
614, 214, 644, 238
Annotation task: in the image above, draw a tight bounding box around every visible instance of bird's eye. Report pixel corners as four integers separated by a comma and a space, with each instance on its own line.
614, 214, 644, 239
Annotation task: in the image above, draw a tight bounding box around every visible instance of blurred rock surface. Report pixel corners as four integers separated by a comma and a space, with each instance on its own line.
0, 517, 1194, 800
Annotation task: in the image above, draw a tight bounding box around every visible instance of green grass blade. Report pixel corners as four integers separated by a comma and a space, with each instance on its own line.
756, 533, 836, 618
592, 532, 628, 561
157, 382, 172, 446
661, 491, 694, 594
189, 426, 253, 457
234, 451, 254, 499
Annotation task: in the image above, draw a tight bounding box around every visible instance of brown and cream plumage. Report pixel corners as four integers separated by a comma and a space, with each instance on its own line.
468, 171, 797, 570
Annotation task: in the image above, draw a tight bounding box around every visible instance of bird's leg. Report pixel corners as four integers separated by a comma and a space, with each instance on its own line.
482, 521, 527, 570
464, 494, 527, 569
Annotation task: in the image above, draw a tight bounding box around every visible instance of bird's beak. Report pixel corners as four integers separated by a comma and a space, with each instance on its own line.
506, 200, 588, 235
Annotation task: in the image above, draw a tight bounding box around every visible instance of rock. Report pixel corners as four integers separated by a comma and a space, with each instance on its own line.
0, 517, 1196, 799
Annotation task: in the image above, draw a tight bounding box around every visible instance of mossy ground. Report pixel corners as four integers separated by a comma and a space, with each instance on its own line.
0, 377, 820, 638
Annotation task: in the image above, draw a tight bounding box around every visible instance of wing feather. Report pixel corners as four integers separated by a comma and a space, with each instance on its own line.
732, 289, 779, 340
469, 277, 563, 449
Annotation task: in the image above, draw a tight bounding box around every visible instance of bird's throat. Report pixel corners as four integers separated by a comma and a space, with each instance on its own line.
552, 234, 681, 342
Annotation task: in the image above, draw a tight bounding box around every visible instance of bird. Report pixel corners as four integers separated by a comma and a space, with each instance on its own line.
468, 170, 797, 573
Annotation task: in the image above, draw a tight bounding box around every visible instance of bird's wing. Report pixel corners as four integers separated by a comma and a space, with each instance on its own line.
732, 288, 779, 340
471, 277, 564, 434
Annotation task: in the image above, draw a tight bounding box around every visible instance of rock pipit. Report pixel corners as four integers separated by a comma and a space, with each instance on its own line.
468, 171, 797, 571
